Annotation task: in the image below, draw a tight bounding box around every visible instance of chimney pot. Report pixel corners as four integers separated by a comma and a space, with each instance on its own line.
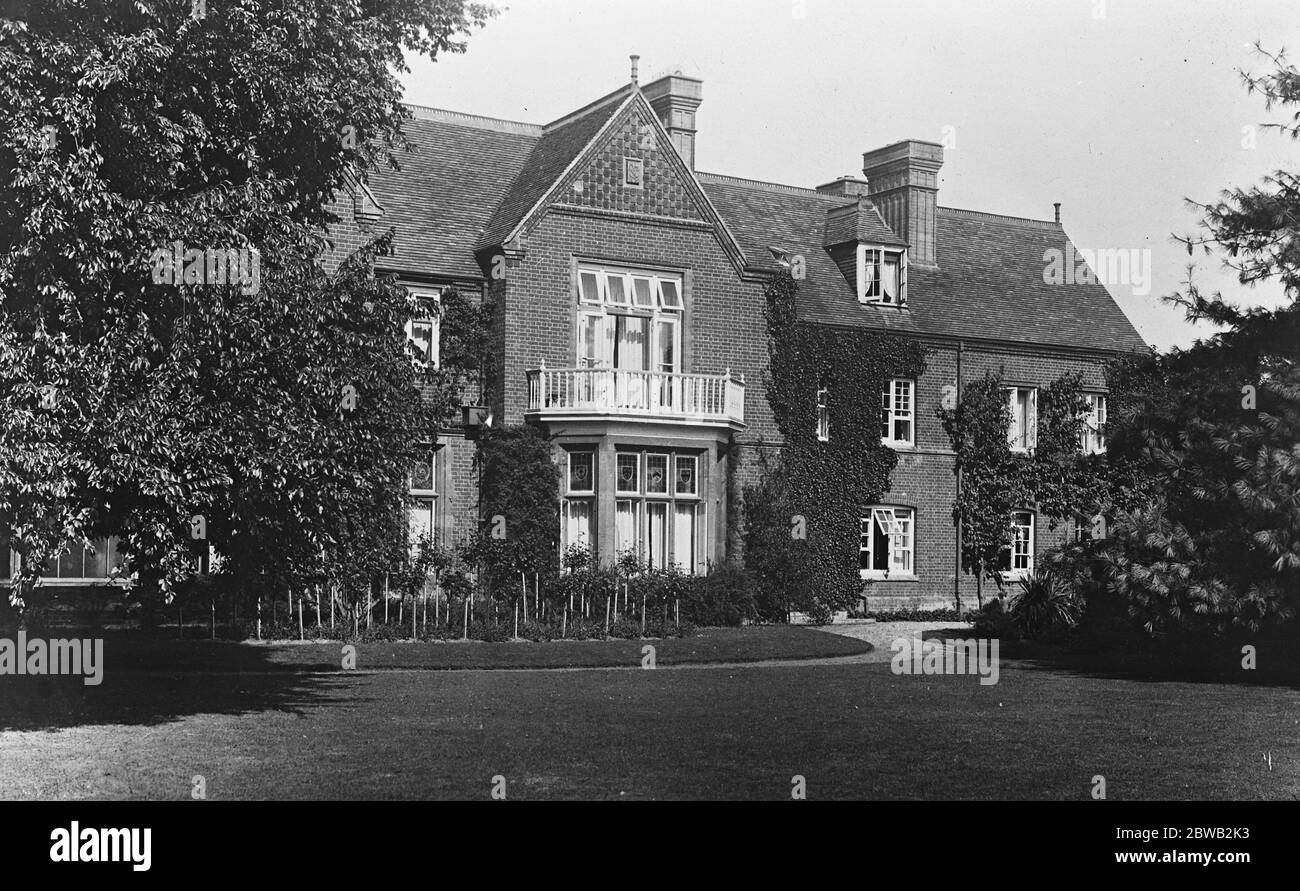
630, 54, 640, 85
1053, 202, 1061, 224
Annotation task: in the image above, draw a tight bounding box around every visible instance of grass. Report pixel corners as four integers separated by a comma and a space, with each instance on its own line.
2, 643, 1298, 799
57, 625, 873, 673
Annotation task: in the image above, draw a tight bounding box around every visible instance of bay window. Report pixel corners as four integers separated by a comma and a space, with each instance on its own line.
612, 448, 704, 572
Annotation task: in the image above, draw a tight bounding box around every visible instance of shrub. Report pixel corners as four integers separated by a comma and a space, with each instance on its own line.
970, 599, 1014, 639
608, 617, 642, 639
682, 562, 755, 627
1007, 571, 1080, 639
468, 620, 510, 643
519, 619, 552, 642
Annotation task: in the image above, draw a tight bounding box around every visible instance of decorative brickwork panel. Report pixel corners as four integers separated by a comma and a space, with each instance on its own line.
559, 105, 707, 221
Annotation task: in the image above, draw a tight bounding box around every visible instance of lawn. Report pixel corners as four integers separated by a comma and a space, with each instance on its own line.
2, 643, 1298, 799
49, 625, 873, 673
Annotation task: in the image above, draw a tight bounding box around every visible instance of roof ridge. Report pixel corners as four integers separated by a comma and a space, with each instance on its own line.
697, 171, 839, 199
403, 103, 542, 136
940, 205, 1061, 229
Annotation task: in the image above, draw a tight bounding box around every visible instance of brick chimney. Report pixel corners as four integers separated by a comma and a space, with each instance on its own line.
642, 73, 703, 170
815, 176, 871, 198
861, 140, 943, 266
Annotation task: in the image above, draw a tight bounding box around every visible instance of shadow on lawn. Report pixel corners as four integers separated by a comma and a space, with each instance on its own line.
917, 627, 1300, 690
0, 639, 350, 732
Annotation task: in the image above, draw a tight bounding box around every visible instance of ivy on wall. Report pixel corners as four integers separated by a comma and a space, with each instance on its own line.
744, 269, 926, 615
939, 369, 1152, 598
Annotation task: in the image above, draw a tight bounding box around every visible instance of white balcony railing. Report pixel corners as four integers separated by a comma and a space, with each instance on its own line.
526, 366, 745, 427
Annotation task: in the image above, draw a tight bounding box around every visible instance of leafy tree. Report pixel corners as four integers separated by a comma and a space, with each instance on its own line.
1063, 45, 1300, 636
0, 1, 492, 614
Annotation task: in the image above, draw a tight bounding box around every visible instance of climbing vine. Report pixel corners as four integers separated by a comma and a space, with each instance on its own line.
939, 369, 1153, 596
744, 269, 926, 615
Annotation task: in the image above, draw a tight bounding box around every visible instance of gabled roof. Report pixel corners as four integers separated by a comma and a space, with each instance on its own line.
364, 107, 540, 280
359, 83, 1146, 353
477, 85, 633, 251
700, 172, 1146, 352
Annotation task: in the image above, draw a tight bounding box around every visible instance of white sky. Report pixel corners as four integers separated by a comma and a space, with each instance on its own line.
401, 0, 1300, 352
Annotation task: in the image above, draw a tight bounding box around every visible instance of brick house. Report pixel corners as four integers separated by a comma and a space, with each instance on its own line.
329, 64, 1147, 611
10, 64, 1142, 610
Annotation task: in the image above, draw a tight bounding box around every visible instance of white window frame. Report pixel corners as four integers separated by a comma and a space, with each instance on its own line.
816, 386, 830, 441
1001, 511, 1035, 580
29, 536, 124, 585
615, 451, 641, 494
575, 265, 683, 379
859, 506, 915, 579
405, 289, 442, 367
1003, 386, 1038, 453
858, 245, 908, 306
880, 378, 915, 448
1081, 393, 1107, 455
566, 450, 595, 495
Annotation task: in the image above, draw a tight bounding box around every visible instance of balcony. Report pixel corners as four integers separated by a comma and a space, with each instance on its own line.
526, 366, 745, 428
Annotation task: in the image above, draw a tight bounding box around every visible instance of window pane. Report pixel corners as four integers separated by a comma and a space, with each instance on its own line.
859, 517, 873, 571
645, 453, 669, 494
410, 449, 435, 493
563, 499, 592, 551
615, 500, 640, 557
646, 502, 668, 569
579, 270, 602, 303
568, 452, 594, 493
632, 276, 654, 307
893, 417, 912, 443
605, 273, 628, 306
673, 503, 696, 572
675, 456, 697, 495
408, 499, 436, 549
616, 453, 640, 493
881, 254, 900, 302
406, 319, 435, 363
659, 279, 682, 309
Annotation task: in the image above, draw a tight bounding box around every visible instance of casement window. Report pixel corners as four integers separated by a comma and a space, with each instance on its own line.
1004, 386, 1038, 452
407, 446, 438, 549
610, 448, 704, 573
404, 289, 442, 366
573, 264, 683, 380
35, 537, 120, 582
816, 386, 830, 441
859, 506, 915, 579
999, 511, 1036, 578
880, 378, 915, 447
858, 246, 907, 306
1081, 393, 1107, 454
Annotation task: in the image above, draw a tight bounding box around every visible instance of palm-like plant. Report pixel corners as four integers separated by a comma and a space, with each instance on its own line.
1008, 571, 1080, 638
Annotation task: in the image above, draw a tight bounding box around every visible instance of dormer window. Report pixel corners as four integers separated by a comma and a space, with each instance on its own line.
858, 246, 907, 306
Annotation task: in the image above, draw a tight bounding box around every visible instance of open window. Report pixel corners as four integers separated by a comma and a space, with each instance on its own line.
998, 511, 1035, 579
1003, 386, 1038, 453
859, 246, 908, 306
860, 506, 915, 579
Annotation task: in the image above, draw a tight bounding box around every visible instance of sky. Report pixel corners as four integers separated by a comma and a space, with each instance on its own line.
400, 0, 1300, 352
